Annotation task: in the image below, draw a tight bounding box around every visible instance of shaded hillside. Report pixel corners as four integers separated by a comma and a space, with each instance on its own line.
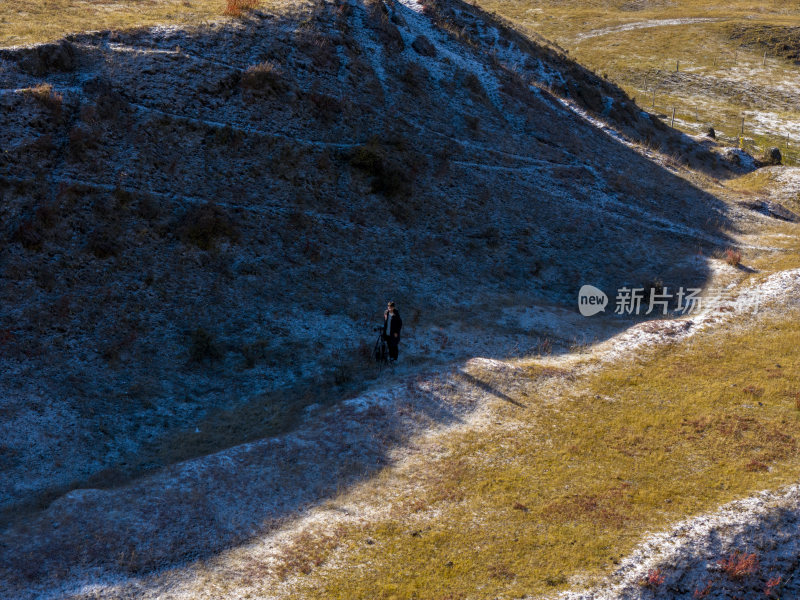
0, 0, 739, 531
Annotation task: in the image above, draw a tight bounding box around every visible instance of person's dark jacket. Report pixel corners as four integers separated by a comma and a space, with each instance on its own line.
383, 310, 403, 339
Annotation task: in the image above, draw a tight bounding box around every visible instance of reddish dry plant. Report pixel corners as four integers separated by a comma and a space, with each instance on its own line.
641, 568, 666, 588
764, 575, 782, 596
224, 0, 257, 16
742, 384, 764, 397
718, 551, 760, 580
693, 581, 713, 598
745, 459, 770, 472
724, 247, 742, 267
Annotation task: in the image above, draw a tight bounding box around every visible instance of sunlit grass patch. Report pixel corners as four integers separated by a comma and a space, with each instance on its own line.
293, 310, 800, 599
0, 0, 307, 47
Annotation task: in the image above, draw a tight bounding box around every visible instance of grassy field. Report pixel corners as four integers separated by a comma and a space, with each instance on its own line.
0, 0, 304, 46
473, 0, 800, 165
283, 307, 800, 599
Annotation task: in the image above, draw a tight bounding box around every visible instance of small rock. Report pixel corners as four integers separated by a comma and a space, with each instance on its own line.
764, 147, 782, 166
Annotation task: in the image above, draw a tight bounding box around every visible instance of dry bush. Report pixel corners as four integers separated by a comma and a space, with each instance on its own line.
241, 61, 288, 97
224, 0, 258, 16
639, 568, 666, 588
308, 92, 342, 123
23, 83, 63, 115
789, 390, 800, 411
765, 576, 782, 596
724, 247, 742, 267
693, 581, 713, 598
302, 34, 340, 71
717, 552, 759, 580
274, 527, 345, 580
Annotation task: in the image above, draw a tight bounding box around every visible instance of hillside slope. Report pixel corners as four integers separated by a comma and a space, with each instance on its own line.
0, 0, 765, 596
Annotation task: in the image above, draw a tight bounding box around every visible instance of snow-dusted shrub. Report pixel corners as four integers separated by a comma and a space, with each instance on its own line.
241, 61, 288, 97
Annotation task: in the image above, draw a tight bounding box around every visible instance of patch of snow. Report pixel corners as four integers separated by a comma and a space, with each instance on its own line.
575, 18, 720, 42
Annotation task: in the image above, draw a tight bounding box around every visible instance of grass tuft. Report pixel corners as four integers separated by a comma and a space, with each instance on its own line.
223, 0, 258, 16
724, 247, 743, 267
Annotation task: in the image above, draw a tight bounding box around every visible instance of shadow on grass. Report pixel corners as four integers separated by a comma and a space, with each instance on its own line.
607, 500, 800, 598
0, 0, 750, 593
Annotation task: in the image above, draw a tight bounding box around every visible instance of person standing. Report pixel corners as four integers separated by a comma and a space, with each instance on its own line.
383, 301, 403, 362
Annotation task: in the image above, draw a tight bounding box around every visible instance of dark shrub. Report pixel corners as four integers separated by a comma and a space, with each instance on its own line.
12, 220, 43, 250
309, 92, 342, 123
411, 35, 436, 57
83, 77, 129, 120
763, 147, 782, 166
177, 203, 238, 250
87, 229, 120, 259
464, 73, 486, 98
189, 328, 222, 363
400, 62, 428, 92
16, 41, 76, 75
241, 61, 288, 97
349, 144, 414, 198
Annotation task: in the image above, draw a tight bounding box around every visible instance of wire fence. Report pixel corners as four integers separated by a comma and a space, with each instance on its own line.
619, 52, 799, 160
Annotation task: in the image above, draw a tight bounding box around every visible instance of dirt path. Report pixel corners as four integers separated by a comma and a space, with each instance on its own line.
574, 18, 721, 42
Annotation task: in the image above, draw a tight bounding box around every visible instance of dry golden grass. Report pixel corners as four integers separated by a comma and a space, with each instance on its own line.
21, 82, 63, 114
0, 0, 305, 47
285, 308, 800, 599
471, 0, 800, 164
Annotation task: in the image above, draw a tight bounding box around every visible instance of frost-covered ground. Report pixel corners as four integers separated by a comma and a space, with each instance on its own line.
559, 485, 800, 599
0, 0, 747, 521
7, 245, 796, 600
0, 0, 788, 597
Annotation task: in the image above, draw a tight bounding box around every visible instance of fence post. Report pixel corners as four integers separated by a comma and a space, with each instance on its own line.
671, 107, 676, 127
676, 60, 679, 72
763, 50, 767, 66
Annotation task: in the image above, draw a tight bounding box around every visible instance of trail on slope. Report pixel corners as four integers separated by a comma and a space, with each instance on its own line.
574, 18, 721, 42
